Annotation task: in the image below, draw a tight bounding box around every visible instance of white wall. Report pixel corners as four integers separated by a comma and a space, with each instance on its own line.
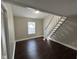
2, 2, 15, 59
14, 16, 43, 40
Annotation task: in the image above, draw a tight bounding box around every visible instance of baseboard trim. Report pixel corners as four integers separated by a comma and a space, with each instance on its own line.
49, 38, 77, 50
15, 35, 44, 42
12, 41, 16, 59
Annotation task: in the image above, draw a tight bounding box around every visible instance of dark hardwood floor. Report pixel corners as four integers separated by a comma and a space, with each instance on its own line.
14, 37, 77, 59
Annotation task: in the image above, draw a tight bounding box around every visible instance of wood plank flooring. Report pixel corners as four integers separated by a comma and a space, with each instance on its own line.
14, 37, 76, 59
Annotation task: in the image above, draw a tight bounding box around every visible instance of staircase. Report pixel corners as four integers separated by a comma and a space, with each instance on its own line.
44, 15, 77, 50
44, 15, 66, 40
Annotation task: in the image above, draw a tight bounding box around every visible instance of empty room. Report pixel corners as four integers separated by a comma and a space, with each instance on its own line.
1, 0, 77, 59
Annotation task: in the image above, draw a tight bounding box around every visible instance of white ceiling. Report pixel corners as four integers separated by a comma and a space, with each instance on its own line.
4, 0, 77, 16
11, 4, 51, 19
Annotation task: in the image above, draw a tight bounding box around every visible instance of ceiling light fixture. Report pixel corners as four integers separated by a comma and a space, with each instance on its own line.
35, 10, 40, 14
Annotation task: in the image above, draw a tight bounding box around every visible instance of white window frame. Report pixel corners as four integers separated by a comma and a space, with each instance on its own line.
28, 22, 36, 34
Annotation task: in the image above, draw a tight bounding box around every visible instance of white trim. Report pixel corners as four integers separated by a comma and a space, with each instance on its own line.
49, 38, 77, 50
12, 41, 16, 59
16, 35, 44, 42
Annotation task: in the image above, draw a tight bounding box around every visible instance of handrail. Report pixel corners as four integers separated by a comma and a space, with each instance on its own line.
47, 16, 62, 37
44, 16, 54, 30
47, 16, 66, 38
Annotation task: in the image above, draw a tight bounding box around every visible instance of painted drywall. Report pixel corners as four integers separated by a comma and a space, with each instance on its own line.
51, 15, 77, 49
14, 16, 43, 40
2, 2, 15, 59
5, 0, 76, 16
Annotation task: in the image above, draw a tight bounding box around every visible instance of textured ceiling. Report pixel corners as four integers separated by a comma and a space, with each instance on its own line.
11, 4, 51, 19
3, 0, 77, 16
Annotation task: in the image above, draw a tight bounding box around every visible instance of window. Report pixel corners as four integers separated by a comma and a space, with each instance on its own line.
28, 22, 36, 34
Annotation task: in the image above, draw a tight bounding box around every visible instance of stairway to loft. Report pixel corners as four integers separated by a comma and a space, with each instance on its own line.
44, 15, 66, 40
47, 16, 77, 50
